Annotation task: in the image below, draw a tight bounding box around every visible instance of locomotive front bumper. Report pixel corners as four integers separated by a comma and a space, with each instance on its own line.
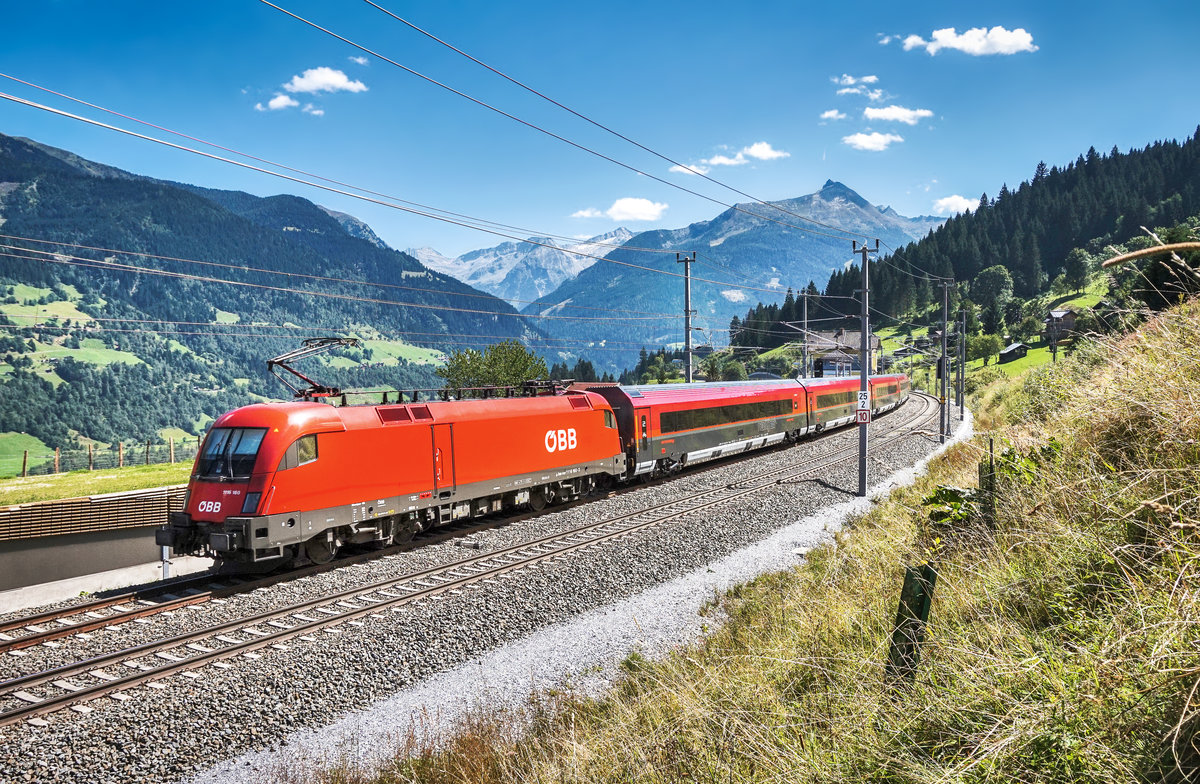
155, 512, 252, 555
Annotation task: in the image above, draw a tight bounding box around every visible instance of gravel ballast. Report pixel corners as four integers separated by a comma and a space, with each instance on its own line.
0, 402, 968, 784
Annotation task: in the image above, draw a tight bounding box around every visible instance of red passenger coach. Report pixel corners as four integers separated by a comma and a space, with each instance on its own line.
158, 391, 625, 567
580, 380, 812, 478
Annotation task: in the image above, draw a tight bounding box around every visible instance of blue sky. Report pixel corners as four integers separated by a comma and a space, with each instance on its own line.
1, 1, 1197, 257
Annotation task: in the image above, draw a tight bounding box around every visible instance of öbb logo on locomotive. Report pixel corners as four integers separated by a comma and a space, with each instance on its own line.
157, 374, 911, 571
544, 428, 578, 453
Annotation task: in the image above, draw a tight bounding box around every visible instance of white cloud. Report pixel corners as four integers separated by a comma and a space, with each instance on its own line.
284, 66, 368, 94
302, 104, 325, 117
820, 109, 847, 121
348, 56, 368, 66
842, 132, 904, 151
707, 153, 748, 167
878, 34, 896, 45
743, 141, 789, 160
255, 93, 299, 111
933, 194, 975, 214
671, 141, 789, 175
571, 207, 604, 219
863, 105, 934, 125
833, 74, 878, 86
605, 197, 668, 222
903, 26, 1038, 56
836, 85, 884, 101
720, 289, 748, 303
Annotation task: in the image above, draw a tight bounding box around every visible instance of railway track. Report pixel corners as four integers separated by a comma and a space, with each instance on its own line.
0, 394, 924, 653
0, 393, 939, 726
0, 516, 520, 655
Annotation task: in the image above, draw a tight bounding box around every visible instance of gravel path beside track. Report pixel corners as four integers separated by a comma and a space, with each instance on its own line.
0, 403, 966, 784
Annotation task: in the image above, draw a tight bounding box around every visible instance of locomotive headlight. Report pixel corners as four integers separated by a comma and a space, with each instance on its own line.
241, 492, 262, 515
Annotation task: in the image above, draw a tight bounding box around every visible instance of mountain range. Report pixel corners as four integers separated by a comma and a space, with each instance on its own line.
0, 131, 947, 449
518, 181, 944, 366
0, 133, 539, 448
408, 182, 942, 368
408, 228, 633, 308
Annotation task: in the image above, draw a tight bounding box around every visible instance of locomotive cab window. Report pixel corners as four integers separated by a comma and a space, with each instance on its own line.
604, 410, 616, 429
277, 434, 319, 471
197, 427, 267, 480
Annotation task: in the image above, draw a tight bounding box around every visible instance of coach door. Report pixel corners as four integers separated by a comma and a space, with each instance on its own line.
432, 423, 456, 498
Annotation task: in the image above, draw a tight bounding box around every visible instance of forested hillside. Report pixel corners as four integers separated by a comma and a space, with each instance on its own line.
827, 129, 1200, 312
0, 134, 542, 449
729, 128, 1200, 349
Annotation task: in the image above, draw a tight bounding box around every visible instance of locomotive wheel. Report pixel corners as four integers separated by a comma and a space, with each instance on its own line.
528, 487, 548, 512
304, 535, 339, 565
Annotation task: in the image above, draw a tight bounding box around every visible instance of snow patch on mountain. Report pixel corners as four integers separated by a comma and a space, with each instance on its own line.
410, 228, 634, 306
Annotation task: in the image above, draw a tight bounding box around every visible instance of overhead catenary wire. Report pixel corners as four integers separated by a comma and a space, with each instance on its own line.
0, 248, 674, 322
0, 89, 813, 300
0, 234, 683, 319
357, 0, 873, 243
258, 1, 876, 246
0, 322, 680, 354
874, 238, 953, 282
0, 313, 678, 349
0, 72, 689, 259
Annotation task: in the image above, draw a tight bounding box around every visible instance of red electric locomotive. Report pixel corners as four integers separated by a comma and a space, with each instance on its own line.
157, 390, 626, 567
159, 357, 909, 570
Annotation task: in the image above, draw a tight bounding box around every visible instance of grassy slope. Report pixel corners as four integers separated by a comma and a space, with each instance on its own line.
327, 299, 1200, 784
0, 432, 52, 477
0, 462, 191, 505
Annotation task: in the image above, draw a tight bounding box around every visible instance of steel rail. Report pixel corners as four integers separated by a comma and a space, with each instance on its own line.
0, 394, 939, 727
0, 397, 916, 650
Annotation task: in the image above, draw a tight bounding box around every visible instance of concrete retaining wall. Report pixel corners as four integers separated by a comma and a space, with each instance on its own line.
0, 526, 164, 592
